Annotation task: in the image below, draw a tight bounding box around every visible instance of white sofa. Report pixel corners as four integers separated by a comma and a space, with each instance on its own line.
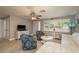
36, 32, 79, 53
61, 33, 79, 52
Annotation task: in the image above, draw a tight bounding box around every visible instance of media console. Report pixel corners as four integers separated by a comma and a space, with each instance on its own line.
17, 31, 29, 39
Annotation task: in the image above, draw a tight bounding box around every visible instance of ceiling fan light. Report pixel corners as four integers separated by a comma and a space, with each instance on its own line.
32, 16, 37, 20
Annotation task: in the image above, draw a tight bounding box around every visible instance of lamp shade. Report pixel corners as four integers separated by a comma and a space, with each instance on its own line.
68, 20, 77, 28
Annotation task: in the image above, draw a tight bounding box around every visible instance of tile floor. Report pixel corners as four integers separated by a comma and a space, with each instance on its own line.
0, 39, 61, 53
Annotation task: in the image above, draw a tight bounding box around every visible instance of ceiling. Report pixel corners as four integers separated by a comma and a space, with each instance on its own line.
0, 6, 32, 16
0, 6, 79, 19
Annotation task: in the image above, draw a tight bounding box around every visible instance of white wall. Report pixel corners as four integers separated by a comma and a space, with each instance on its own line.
33, 21, 41, 34
9, 16, 32, 39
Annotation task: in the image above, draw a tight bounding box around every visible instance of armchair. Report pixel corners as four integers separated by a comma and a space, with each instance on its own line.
36, 31, 44, 40
20, 34, 37, 50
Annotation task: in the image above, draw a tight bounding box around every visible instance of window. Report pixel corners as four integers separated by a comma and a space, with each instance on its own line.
43, 19, 70, 32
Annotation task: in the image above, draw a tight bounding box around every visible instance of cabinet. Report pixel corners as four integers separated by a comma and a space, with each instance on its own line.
17, 31, 29, 39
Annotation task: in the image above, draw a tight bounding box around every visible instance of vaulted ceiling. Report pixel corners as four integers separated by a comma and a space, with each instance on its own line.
0, 6, 79, 19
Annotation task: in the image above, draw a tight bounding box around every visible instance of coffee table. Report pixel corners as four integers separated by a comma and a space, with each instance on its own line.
41, 36, 53, 43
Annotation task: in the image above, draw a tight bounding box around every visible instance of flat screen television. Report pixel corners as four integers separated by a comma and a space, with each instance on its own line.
17, 25, 26, 31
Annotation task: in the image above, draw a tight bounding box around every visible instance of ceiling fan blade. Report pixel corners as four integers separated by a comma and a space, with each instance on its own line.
37, 15, 42, 17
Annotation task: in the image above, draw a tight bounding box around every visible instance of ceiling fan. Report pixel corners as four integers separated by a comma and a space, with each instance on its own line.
30, 12, 42, 20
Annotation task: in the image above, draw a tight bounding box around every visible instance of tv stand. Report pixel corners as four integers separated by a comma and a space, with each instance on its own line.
17, 31, 29, 39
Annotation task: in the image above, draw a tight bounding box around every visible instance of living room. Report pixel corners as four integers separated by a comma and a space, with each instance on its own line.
0, 6, 79, 53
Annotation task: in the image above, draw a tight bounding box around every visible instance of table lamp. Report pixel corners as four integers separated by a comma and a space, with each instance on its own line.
68, 20, 77, 34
